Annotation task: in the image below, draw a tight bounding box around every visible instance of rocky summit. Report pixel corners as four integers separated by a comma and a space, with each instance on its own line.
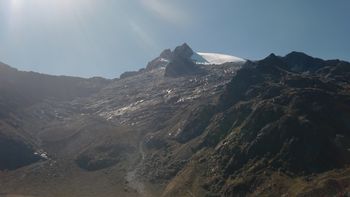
0, 44, 349, 197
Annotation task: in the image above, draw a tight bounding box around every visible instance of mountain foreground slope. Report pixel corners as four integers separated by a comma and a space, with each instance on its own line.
0, 44, 350, 197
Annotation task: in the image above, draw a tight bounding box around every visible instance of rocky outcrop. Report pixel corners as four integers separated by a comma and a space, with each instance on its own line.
146, 49, 172, 71
164, 43, 205, 77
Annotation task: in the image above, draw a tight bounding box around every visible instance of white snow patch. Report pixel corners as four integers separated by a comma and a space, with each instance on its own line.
101, 99, 149, 121
176, 94, 201, 103
40, 153, 48, 159
191, 52, 246, 65
34, 151, 49, 160
166, 89, 173, 94
159, 58, 170, 63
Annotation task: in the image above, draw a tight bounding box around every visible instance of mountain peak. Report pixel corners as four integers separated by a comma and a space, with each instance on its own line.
256, 51, 331, 73
283, 51, 326, 72
287, 51, 310, 56
284, 51, 315, 62
259, 53, 284, 66
159, 49, 172, 59
173, 43, 194, 58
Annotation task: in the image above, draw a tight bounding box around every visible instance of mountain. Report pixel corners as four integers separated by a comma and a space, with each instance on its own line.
0, 61, 110, 172
145, 43, 245, 78
163, 52, 350, 196
0, 45, 349, 197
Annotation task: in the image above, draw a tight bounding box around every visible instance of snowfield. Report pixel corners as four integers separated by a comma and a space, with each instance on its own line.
192, 52, 246, 65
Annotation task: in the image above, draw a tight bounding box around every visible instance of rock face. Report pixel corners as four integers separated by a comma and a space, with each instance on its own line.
146, 49, 172, 71
172, 43, 194, 58
216, 54, 350, 173
142, 43, 205, 77
0, 47, 350, 197
164, 43, 205, 77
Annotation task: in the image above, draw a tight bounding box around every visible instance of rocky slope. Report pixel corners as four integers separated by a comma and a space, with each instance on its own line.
161, 52, 350, 197
0, 61, 110, 172
0, 45, 349, 197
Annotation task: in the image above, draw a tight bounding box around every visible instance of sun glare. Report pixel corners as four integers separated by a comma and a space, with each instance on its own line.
9, 0, 90, 14
10, 0, 22, 12
6, 0, 95, 26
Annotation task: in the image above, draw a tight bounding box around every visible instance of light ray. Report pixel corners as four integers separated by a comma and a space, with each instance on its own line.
140, 0, 189, 25
129, 20, 158, 50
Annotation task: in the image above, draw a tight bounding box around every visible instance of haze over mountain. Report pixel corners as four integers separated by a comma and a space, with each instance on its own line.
0, 43, 349, 197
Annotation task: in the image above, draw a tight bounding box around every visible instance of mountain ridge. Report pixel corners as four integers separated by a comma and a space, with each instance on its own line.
0, 44, 349, 196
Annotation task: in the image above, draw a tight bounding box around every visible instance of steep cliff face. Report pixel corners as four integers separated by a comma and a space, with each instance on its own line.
164, 43, 206, 77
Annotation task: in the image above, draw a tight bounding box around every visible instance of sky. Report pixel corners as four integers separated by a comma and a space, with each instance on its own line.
0, 0, 349, 78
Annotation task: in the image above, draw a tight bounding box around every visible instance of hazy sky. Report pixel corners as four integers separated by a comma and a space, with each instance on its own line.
0, 0, 349, 78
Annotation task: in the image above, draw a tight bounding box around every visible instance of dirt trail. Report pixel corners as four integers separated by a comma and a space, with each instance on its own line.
126, 139, 149, 197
